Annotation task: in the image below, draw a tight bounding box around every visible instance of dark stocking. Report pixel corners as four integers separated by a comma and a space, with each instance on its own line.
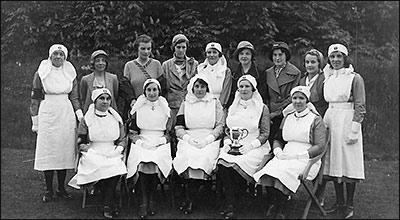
148, 174, 159, 203
56, 169, 67, 191
102, 176, 119, 207
44, 170, 54, 192
137, 173, 149, 205
346, 182, 356, 206
333, 182, 345, 205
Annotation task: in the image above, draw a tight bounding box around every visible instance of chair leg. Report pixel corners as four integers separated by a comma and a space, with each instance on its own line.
302, 180, 326, 219
82, 188, 87, 208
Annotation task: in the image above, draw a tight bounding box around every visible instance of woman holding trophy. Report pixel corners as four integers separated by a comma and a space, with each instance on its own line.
216, 75, 271, 219
172, 74, 224, 215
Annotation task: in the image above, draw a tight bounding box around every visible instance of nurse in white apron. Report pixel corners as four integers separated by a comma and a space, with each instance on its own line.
29, 44, 83, 203
68, 88, 127, 219
253, 86, 326, 219
172, 74, 224, 215
126, 79, 173, 219
216, 75, 271, 219
322, 43, 366, 219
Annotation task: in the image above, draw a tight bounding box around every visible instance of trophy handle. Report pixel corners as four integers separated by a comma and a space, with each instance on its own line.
241, 128, 249, 139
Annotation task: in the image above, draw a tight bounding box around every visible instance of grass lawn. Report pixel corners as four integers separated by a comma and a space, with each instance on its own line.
1, 147, 398, 219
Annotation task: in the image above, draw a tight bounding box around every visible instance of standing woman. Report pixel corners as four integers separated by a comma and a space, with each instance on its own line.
282, 49, 328, 118
322, 43, 366, 219
172, 74, 224, 215
123, 34, 163, 116
217, 75, 271, 219
126, 79, 173, 219
161, 34, 199, 153
68, 88, 127, 219
265, 42, 301, 147
227, 40, 268, 107
197, 42, 232, 110
30, 44, 83, 202
80, 49, 119, 114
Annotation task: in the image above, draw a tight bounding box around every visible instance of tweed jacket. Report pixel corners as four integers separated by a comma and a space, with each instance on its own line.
161, 56, 199, 109
265, 61, 301, 114
299, 70, 328, 117
80, 72, 119, 114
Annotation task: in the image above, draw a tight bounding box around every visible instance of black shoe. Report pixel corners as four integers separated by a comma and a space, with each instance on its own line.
326, 202, 345, 214
139, 204, 148, 219
224, 204, 235, 219
344, 206, 354, 219
42, 191, 53, 203
56, 189, 74, 200
220, 204, 228, 216
184, 201, 193, 215
148, 201, 156, 216
103, 206, 113, 219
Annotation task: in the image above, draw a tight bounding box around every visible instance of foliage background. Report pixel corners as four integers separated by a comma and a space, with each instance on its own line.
1, 1, 399, 161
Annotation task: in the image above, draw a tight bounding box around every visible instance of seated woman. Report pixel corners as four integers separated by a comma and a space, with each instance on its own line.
253, 86, 327, 219
217, 75, 271, 219
172, 74, 224, 215
126, 79, 173, 219
68, 88, 127, 219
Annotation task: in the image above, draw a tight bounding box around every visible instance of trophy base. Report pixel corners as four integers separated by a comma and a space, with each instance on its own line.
228, 147, 242, 156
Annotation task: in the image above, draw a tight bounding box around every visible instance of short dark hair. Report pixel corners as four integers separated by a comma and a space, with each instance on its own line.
327, 53, 352, 68
143, 82, 160, 97
192, 78, 210, 93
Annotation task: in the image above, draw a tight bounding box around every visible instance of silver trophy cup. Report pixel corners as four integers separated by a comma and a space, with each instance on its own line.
225, 127, 249, 155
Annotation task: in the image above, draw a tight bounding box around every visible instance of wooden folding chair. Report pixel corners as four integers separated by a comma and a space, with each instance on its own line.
298, 146, 328, 219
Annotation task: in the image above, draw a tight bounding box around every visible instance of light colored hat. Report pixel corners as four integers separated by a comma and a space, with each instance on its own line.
238, 74, 257, 89
171, 34, 189, 50
205, 42, 222, 54
328, 43, 348, 56
91, 88, 112, 102
49, 44, 68, 59
91, 50, 108, 60
143, 78, 161, 91
290, 86, 310, 100
234, 41, 256, 61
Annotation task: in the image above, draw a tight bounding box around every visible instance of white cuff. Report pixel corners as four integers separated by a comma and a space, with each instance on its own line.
183, 134, 191, 142
297, 151, 309, 159
206, 135, 215, 144
116, 145, 124, 153
135, 139, 144, 146
158, 137, 167, 145
250, 139, 261, 148
31, 116, 38, 126
224, 138, 232, 146
273, 148, 283, 156
351, 121, 361, 134
75, 109, 84, 120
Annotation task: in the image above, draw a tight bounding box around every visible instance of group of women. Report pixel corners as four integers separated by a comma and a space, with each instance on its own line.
30, 33, 366, 219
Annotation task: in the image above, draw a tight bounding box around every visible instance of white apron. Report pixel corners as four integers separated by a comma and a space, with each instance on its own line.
68, 113, 127, 189
217, 106, 270, 177
323, 73, 365, 179
35, 69, 76, 170
253, 111, 320, 193
173, 100, 220, 179
126, 104, 172, 180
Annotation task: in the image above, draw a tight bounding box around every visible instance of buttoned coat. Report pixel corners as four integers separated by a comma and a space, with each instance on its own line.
80, 72, 119, 114
161, 57, 199, 109
265, 61, 301, 114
